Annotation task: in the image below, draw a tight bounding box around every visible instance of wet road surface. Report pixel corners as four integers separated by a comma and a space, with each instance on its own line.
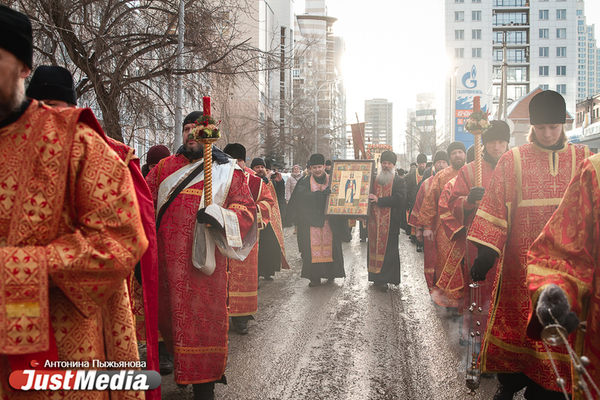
161, 227, 525, 399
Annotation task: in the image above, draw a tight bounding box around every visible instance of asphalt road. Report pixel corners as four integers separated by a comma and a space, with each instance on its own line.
161, 227, 525, 400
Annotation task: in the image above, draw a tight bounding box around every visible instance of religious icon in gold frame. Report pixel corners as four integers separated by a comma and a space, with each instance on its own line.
325, 159, 375, 217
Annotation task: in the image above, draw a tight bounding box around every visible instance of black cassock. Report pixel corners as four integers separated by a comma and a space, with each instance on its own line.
257, 222, 281, 278
288, 174, 350, 281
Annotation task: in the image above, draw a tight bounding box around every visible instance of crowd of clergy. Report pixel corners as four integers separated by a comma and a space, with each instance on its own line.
405, 90, 599, 400
1, 4, 598, 400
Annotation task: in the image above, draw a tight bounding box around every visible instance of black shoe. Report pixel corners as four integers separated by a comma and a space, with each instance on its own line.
416, 244, 424, 252
308, 279, 321, 287
360, 238, 366, 242
493, 384, 515, 400
325, 278, 334, 284
263, 276, 274, 281
410, 235, 416, 244
193, 382, 215, 400
375, 282, 388, 292
234, 324, 249, 335
159, 354, 173, 375
158, 342, 174, 375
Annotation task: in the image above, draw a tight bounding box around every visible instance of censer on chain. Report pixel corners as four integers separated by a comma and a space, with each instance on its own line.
463, 95, 489, 395
540, 313, 598, 400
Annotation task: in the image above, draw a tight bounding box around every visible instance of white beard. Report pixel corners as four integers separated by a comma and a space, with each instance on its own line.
376, 168, 394, 186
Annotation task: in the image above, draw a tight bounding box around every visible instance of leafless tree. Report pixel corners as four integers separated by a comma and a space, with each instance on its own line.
8, 0, 282, 145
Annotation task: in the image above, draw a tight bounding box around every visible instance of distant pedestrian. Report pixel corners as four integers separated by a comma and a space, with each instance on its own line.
143, 144, 171, 177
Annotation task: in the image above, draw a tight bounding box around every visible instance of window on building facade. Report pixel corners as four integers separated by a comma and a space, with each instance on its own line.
539, 66, 549, 76
472, 29, 482, 39
455, 30, 464, 40
540, 84, 549, 90
455, 11, 464, 21
556, 28, 566, 39
455, 48, 464, 58
577, 10, 583, 16
539, 47, 549, 57
472, 48, 482, 58
455, 0, 464, 2
557, 66, 566, 76
556, 84, 566, 94
556, 47, 566, 57
472, 0, 481, 3
539, 10, 548, 20
539, 29, 549, 39
472, 11, 481, 21
556, 9, 566, 20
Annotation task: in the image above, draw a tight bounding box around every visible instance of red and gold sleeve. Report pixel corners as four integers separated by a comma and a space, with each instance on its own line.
44, 124, 148, 318
527, 157, 599, 317
224, 169, 257, 239
439, 177, 462, 238
447, 165, 474, 239
408, 177, 431, 228
256, 180, 275, 229
467, 152, 513, 256
417, 174, 442, 228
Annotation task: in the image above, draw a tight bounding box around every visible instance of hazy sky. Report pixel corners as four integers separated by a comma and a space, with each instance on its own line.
294, 0, 600, 152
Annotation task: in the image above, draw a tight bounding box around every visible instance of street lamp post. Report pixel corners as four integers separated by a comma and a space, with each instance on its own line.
314, 79, 340, 153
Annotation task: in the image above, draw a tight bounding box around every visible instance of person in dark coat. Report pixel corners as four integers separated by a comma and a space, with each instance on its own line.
288, 153, 350, 286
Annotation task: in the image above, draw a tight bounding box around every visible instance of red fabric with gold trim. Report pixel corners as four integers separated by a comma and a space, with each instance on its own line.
408, 177, 436, 289
417, 167, 460, 306
526, 154, 600, 396
145, 154, 255, 384
228, 170, 275, 316
467, 143, 590, 392
265, 182, 290, 269
0, 101, 147, 400
367, 178, 393, 273
437, 160, 496, 302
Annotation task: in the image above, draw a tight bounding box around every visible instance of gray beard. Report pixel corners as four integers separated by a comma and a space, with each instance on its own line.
0, 77, 25, 122
377, 169, 394, 186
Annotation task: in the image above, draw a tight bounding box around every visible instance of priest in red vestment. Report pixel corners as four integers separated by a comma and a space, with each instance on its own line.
418, 142, 467, 309
367, 151, 407, 292
0, 6, 148, 399
25, 64, 161, 399
250, 158, 289, 281
436, 122, 510, 346
223, 144, 276, 335
468, 90, 591, 399
408, 152, 449, 288
145, 111, 256, 399
526, 153, 600, 400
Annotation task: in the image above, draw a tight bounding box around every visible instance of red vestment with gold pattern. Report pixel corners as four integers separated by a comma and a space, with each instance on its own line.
265, 182, 289, 270
526, 154, 600, 398
103, 137, 159, 400
408, 176, 436, 289
467, 143, 591, 392
368, 178, 394, 274
417, 167, 461, 307
0, 101, 148, 400
437, 160, 497, 302
429, 176, 459, 307
145, 154, 255, 384
228, 169, 274, 317
438, 159, 499, 343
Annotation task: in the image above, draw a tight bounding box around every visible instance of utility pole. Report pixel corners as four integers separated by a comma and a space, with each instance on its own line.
173, 0, 185, 152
